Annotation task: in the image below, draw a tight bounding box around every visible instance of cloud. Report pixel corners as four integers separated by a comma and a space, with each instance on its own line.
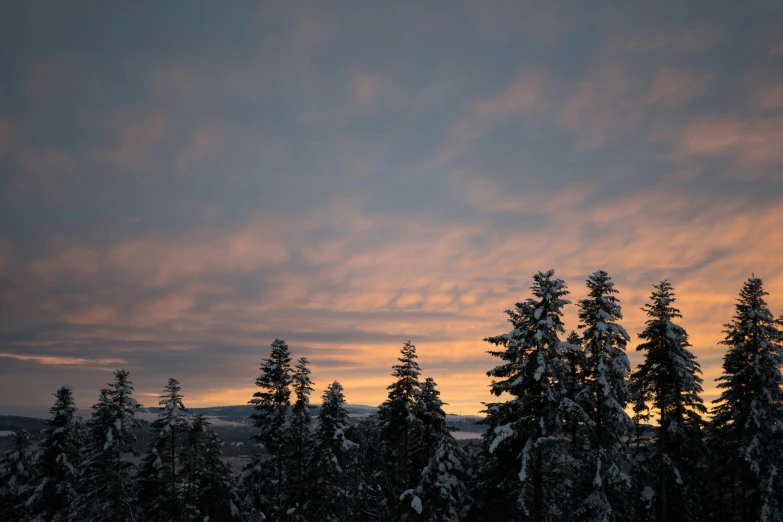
0, 352, 126, 367
2, 0, 783, 414
756, 82, 783, 109
644, 67, 713, 107
679, 115, 783, 166
559, 67, 643, 148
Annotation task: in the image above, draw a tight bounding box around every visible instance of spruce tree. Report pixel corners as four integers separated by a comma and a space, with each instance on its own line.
480, 269, 575, 521
575, 270, 633, 521
70, 368, 141, 522
0, 429, 36, 522
136, 377, 189, 521
240, 338, 293, 521
710, 276, 783, 522
27, 386, 84, 522
417, 377, 450, 465
181, 414, 239, 521
310, 381, 356, 521
630, 281, 706, 522
562, 331, 588, 458
377, 340, 425, 513
286, 356, 314, 519
401, 435, 472, 522
350, 416, 393, 521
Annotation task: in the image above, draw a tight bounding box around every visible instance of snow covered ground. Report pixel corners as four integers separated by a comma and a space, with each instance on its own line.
0, 430, 15, 437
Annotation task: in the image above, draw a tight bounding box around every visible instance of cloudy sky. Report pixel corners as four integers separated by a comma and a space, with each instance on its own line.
1, 1, 782, 416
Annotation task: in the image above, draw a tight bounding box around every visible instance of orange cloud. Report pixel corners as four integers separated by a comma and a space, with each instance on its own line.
0, 352, 126, 367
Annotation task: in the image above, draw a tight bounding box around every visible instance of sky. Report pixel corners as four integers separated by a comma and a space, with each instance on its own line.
1, 1, 782, 416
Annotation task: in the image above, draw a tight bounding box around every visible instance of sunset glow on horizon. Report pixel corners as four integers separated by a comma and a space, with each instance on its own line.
1, 1, 782, 416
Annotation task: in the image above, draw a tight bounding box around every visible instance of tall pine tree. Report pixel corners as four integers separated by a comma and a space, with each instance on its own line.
310, 381, 356, 521
27, 386, 84, 522
0, 429, 36, 522
575, 270, 633, 521
241, 338, 293, 521
181, 414, 239, 521
480, 269, 575, 521
377, 340, 425, 514
70, 368, 141, 522
710, 276, 783, 522
286, 356, 314, 519
417, 377, 450, 465
135, 377, 189, 521
630, 281, 706, 522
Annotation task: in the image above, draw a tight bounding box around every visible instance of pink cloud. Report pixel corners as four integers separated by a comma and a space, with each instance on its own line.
424, 70, 546, 168
470, 0, 576, 43
92, 111, 167, 173
679, 115, 783, 166
615, 22, 723, 54
24, 57, 92, 103
0, 119, 11, 159
353, 72, 392, 110
559, 66, 643, 148
756, 82, 783, 109
644, 67, 713, 107
177, 127, 225, 170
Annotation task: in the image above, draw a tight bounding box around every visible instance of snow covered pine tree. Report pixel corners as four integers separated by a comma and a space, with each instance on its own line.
180, 414, 239, 521
377, 340, 425, 517
401, 434, 472, 522
26, 385, 84, 522
135, 377, 190, 521
310, 381, 356, 521
480, 269, 577, 521
69, 368, 142, 522
710, 276, 783, 522
416, 377, 451, 466
240, 338, 293, 521
285, 356, 314, 520
630, 281, 706, 522
0, 429, 36, 522
574, 270, 634, 521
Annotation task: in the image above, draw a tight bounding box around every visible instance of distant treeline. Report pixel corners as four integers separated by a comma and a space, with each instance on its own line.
1, 270, 782, 522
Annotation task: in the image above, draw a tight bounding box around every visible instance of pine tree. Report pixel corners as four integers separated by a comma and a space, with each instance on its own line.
285, 356, 314, 519
710, 276, 783, 522
377, 340, 425, 514
70, 368, 141, 522
310, 381, 357, 521
240, 338, 293, 521
480, 269, 575, 521
401, 435, 472, 522
562, 331, 588, 457
0, 429, 36, 522
629, 281, 706, 522
181, 414, 239, 521
350, 416, 393, 521
136, 377, 189, 521
27, 386, 84, 522
575, 270, 633, 521
417, 377, 450, 465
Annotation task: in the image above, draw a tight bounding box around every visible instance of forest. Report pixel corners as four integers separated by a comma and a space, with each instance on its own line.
1, 270, 782, 522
